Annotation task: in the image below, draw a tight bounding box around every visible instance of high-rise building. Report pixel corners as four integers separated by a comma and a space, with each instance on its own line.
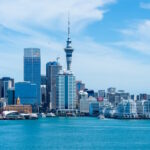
0, 77, 14, 99
7, 88, 15, 105
15, 82, 37, 105
76, 81, 85, 93
56, 70, 76, 111
46, 61, 62, 110
41, 85, 46, 105
24, 48, 41, 105
41, 75, 47, 85
98, 90, 106, 98
107, 87, 116, 94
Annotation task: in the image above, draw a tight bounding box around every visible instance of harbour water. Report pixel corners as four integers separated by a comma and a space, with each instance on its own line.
0, 117, 150, 150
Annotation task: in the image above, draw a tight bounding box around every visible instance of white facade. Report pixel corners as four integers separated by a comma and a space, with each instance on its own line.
116, 99, 137, 116
79, 91, 98, 114
136, 100, 150, 115
56, 71, 76, 111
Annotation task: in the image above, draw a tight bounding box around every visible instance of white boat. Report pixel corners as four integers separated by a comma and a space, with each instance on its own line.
98, 115, 105, 119
46, 113, 56, 117
39, 113, 46, 118
29, 113, 38, 120
2, 111, 24, 120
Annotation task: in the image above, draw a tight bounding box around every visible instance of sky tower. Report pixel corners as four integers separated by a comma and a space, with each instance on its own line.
64, 16, 74, 71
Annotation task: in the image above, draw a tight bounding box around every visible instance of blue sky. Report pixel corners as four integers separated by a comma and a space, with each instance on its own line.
0, 0, 150, 94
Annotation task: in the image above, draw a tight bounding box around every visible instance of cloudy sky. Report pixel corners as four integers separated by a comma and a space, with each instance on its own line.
0, 0, 150, 94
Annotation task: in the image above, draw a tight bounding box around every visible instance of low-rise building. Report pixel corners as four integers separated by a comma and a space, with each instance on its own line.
79, 91, 98, 115
89, 102, 99, 116
4, 105, 32, 114
116, 99, 137, 118
136, 100, 150, 116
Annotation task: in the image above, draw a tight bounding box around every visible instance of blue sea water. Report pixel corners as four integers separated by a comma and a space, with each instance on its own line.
0, 117, 150, 150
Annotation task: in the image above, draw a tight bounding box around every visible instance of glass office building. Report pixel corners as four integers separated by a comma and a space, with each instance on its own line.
15, 82, 37, 105
46, 61, 62, 110
0, 77, 14, 99
56, 71, 76, 111
24, 48, 41, 105
7, 88, 15, 105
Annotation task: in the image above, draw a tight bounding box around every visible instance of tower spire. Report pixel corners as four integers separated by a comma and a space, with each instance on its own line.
64, 13, 74, 71
68, 12, 70, 39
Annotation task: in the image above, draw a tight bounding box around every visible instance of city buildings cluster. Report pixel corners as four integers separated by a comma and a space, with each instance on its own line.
0, 20, 150, 119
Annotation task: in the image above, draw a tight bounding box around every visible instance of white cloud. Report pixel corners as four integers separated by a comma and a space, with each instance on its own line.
0, 0, 116, 34
115, 20, 150, 55
73, 39, 150, 94
140, 2, 150, 9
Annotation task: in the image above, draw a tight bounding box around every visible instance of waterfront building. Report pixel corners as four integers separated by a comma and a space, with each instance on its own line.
79, 91, 89, 114
116, 99, 137, 117
0, 98, 7, 113
0, 77, 14, 98
136, 100, 150, 116
7, 88, 15, 105
79, 91, 97, 115
98, 98, 114, 116
24, 48, 41, 105
46, 61, 62, 110
15, 82, 37, 105
89, 101, 99, 116
4, 105, 32, 114
107, 88, 130, 106
56, 70, 76, 111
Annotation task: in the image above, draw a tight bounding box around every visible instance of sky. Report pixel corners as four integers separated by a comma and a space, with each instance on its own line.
0, 0, 150, 94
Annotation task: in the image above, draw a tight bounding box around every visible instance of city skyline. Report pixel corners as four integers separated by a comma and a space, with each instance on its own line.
0, 0, 150, 94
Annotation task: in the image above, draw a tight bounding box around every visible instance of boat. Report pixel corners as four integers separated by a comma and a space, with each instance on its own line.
29, 113, 38, 120
46, 113, 56, 117
2, 111, 24, 120
39, 113, 46, 118
98, 114, 105, 119
20, 113, 30, 119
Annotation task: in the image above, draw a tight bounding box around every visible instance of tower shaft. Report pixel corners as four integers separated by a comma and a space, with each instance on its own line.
64, 16, 74, 71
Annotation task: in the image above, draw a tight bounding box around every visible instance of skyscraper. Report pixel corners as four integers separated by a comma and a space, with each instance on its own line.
24, 48, 41, 105
56, 70, 76, 111
46, 61, 62, 110
0, 77, 14, 99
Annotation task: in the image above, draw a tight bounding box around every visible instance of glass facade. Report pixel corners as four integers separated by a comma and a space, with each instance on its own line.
0, 77, 14, 99
15, 82, 37, 105
24, 48, 41, 105
56, 72, 76, 110
46, 61, 62, 110
7, 88, 15, 105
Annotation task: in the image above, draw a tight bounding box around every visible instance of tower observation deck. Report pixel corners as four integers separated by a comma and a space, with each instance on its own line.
64, 16, 74, 71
